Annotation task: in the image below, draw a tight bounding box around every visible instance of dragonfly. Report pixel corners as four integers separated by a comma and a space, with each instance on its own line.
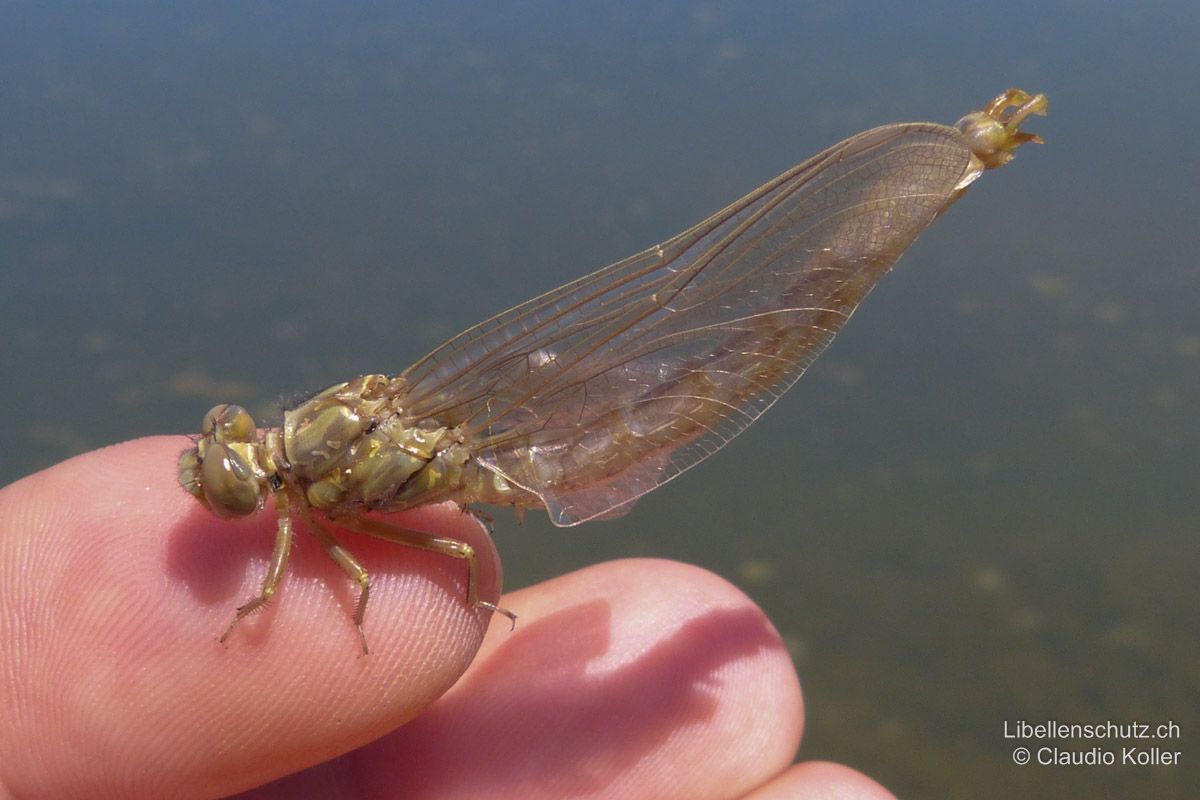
180, 87, 1048, 653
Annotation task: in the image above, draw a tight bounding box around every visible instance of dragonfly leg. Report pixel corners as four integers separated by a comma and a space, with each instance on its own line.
332, 515, 517, 629
220, 490, 295, 645
458, 503, 494, 531
301, 509, 372, 655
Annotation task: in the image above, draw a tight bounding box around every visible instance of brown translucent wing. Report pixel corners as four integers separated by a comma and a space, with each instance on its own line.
401, 122, 974, 525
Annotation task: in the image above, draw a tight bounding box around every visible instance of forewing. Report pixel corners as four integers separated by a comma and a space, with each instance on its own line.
401, 123, 973, 524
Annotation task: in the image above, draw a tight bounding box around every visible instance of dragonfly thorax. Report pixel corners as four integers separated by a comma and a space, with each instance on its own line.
180, 374, 478, 525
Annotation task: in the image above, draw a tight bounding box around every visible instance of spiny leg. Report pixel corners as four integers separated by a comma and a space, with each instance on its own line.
334, 515, 517, 628
458, 503, 494, 532
300, 508, 372, 655
221, 490, 295, 645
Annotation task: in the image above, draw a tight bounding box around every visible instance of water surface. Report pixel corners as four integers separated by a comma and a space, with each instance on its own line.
2, 3, 1196, 797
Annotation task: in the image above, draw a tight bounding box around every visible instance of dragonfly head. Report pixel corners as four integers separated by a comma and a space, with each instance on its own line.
179, 404, 267, 518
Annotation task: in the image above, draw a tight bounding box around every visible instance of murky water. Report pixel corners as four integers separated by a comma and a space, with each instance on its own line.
3, 3, 1196, 796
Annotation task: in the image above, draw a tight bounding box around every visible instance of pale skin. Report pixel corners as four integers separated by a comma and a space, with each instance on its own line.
0, 437, 895, 799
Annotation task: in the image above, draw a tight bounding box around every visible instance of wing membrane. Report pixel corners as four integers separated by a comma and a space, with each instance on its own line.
401, 123, 974, 524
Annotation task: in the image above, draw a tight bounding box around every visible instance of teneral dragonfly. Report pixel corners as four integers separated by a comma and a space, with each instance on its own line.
180, 88, 1048, 653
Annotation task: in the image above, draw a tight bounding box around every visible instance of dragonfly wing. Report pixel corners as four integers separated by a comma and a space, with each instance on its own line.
403, 123, 976, 525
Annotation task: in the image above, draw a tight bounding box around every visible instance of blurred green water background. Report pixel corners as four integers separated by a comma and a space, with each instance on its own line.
2, 3, 1196, 797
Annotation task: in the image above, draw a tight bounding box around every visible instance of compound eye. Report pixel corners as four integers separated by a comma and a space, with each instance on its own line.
201, 404, 257, 443
178, 448, 205, 500
199, 442, 263, 517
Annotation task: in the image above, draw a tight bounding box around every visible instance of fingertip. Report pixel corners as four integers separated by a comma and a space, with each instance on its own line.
0, 438, 503, 797
354, 558, 804, 799
745, 761, 898, 799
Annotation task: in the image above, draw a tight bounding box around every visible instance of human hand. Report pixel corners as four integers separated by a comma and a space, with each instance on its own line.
0, 437, 893, 799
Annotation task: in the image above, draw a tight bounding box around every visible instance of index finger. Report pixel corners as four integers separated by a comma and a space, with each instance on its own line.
0, 436, 503, 799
